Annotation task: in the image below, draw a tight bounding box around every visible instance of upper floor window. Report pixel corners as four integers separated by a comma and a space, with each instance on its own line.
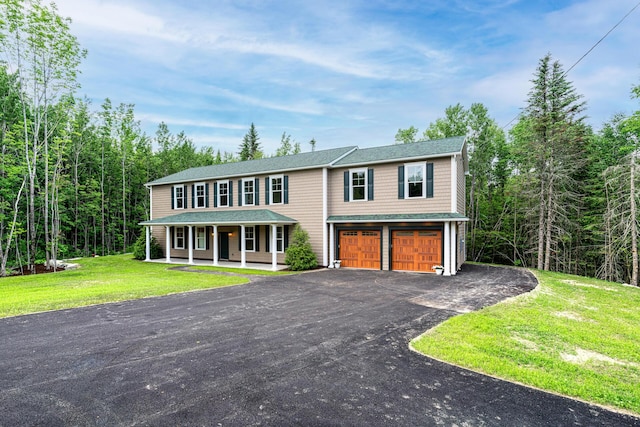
271, 175, 283, 204
217, 180, 230, 207
406, 163, 425, 198
398, 162, 433, 199
344, 168, 373, 202
266, 175, 288, 205
240, 178, 259, 206
172, 185, 187, 209
194, 183, 208, 208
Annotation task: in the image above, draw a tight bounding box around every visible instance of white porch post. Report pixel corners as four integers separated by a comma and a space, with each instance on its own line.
450, 222, 457, 275
271, 224, 278, 271
213, 225, 219, 266
329, 222, 335, 266
188, 225, 194, 265
240, 225, 246, 267
443, 222, 451, 276
322, 167, 328, 266
165, 226, 171, 263
145, 226, 151, 261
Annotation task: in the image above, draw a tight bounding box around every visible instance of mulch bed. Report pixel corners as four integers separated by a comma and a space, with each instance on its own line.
8, 264, 66, 276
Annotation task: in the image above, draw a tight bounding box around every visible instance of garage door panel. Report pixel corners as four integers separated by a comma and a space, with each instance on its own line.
339, 230, 381, 270
392, 230, 442, 273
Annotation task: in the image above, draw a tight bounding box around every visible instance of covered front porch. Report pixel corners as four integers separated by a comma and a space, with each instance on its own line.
140, 210, 297, 272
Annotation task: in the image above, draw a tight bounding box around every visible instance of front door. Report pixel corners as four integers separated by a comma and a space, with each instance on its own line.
219, 232, 229, 260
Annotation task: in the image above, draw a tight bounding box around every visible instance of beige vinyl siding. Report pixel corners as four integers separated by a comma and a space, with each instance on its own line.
149, 168, 325, 264
457, 154, 466, 214
329, 158, 452, 216
457, 222, 466, 268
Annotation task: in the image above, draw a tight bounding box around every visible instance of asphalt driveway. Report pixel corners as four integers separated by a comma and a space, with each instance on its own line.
1, 264, 638, 426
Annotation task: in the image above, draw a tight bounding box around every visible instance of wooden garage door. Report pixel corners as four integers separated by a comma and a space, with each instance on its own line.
392, 230, 442, 272
339, 230, 381, 270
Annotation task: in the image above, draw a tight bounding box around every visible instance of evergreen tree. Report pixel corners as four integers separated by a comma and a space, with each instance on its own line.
512, 53, 587, 271
239, 123, 262, 160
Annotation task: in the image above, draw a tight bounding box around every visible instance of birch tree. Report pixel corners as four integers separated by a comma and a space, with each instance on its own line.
0, 0, 85, 270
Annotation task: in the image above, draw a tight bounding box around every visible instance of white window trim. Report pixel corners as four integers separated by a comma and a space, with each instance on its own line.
217, 180, 229, 207
349, 168, 368, 202
404, 162, 426, 199
195, 226, 206, 250
275, 225, 284, 253
174, 227, 185, 249
270, 174, 284, 205
242, 177, 255, 206
173, 185, 185, 210
194, 182, 206, 209
245, 225, 256, 252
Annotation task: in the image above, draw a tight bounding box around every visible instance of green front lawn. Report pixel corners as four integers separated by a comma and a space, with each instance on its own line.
411, 269, 640, 416
0, 255, 250, 318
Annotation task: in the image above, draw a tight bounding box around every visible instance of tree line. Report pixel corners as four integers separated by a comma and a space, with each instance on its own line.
397, 54, 640, 285
2, 1, 640, 284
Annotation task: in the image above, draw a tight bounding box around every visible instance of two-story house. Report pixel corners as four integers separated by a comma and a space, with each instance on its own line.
140, 136, 468, 275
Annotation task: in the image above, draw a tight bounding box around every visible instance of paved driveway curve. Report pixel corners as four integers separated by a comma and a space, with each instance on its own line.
1, 264, 638, 426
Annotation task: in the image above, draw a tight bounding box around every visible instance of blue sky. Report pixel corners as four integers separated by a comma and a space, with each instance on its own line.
55, 0, 640, 154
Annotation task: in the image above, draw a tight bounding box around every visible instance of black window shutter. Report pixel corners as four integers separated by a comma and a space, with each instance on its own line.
344, 171, 349, 202
265, 177, 270, 205
367, 168, 374, 201
265, 225, 270, 252
238, 180, 243, 206
284, 175, 289, 204
170, 226, 174, 248
205, 183, 209, 207
171, 187, 175, 209
255, 178, 259, 206
192, 227, 196, 249
229, 182, 233, 207
426, 162, 434, 198
183, 185, 188, 208
284, 225, 289, 249
213, 182, 218, 208
206, 226, 211, 250
255, 226, 260, 251
238, 227, 242, 251
191, 184, 195, 208
398, 166, 404, 199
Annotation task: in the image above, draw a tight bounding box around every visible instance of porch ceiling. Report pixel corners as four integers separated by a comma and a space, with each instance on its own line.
140, 209, 297, 226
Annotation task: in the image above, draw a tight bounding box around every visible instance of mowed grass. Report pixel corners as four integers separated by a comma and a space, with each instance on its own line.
411, 269, 640, 416
189, 265, 295, 276
0, 255, 249, 318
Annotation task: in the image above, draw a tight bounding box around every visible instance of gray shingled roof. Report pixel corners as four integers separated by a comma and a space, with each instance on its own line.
140, 209, 297, 225
147, 146, 357, 186
146, 136, 466, 186
327, 213, 468, 222
332, 136, 465, 167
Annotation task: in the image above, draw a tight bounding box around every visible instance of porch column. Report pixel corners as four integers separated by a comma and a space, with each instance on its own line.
240, 225, 246, 268
271, 224, 278, 271
443, 222, 451, 276
450, 222, 457, 275
165, 226, 171, 263
145, 226, 151, 261
329, 222, 335, 266
213, 225, 219, 266
188, 225, 194, 265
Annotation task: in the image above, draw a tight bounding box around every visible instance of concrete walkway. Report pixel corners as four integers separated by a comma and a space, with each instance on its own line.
0, 264, 637, 426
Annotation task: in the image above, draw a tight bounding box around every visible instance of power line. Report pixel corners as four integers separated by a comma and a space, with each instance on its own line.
502, 0, 640, 129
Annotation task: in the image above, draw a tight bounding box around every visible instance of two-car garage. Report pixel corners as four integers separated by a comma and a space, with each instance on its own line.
337, 228, 443, 273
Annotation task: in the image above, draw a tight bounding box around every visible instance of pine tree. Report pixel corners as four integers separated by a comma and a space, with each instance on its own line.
239, 123, 262, 160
